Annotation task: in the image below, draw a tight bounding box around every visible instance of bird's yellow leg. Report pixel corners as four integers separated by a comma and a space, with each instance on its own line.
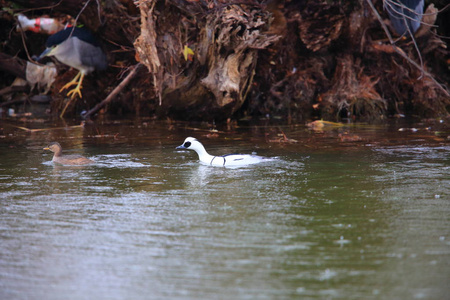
59, 73, 85, 118
66, 73, 84, 99
60, 99, 71, 118
59, 72, 82, 93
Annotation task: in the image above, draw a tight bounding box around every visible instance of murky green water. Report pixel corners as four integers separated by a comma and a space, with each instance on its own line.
0, 119, 449, 299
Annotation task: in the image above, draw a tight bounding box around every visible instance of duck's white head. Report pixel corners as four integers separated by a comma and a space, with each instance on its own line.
176, 137, 207, 154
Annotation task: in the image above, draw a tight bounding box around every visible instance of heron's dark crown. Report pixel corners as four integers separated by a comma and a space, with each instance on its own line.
46, 27, 101, 48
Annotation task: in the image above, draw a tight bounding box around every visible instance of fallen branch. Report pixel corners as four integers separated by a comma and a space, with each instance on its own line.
0, 85, 30, 98
0, 53, 27, 79
83, 63, 141, 119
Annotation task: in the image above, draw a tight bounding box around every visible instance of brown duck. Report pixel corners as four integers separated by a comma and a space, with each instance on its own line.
43, 142, 94, 165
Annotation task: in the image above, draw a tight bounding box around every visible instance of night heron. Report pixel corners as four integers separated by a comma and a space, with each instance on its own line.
38, 26, 107, 99
384, 0, 424, 36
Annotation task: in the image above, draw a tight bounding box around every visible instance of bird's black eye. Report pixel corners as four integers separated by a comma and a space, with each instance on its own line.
184, 142, 191, 148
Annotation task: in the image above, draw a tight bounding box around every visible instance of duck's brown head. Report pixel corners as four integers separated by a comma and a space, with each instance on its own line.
43, 142, 63, 156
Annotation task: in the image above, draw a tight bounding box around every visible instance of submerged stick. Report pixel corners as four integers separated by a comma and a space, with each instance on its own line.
8, 123, 84, 132
83, 63, 141, 119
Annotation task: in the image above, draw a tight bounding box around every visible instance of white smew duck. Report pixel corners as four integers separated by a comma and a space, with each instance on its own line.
176, 137, 269, 167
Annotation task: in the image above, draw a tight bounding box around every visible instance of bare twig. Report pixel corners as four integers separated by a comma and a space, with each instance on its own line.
366, 0, 449, 97
17, 19, 35, 63
83, 63, 142, 119
18, 0, 64, 14
68, 0, 92, 39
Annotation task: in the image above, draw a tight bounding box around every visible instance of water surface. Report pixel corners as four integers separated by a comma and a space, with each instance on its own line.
0, 119, 449, 299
